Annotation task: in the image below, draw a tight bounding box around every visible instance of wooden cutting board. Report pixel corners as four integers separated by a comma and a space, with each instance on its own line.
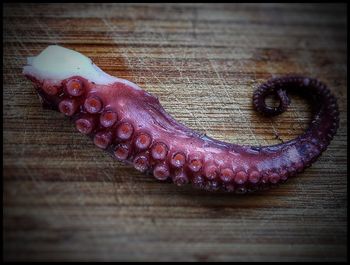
3, 3, 347, 262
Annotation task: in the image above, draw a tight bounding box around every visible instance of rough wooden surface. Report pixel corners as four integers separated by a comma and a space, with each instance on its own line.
3, 3, 347, 262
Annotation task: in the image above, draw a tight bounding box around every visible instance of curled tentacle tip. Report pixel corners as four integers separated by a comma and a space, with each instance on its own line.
253, 78, 292, 117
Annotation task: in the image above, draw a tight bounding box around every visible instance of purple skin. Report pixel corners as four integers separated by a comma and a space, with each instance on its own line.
24, 73, 339, 194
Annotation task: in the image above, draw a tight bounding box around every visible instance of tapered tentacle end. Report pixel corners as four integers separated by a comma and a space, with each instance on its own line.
249, 75, 340, 191
253, 79, 292, 117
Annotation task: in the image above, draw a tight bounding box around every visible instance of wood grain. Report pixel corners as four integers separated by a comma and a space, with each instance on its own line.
3, 3, 347, 262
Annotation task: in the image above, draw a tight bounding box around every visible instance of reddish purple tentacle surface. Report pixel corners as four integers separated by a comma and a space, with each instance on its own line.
23, 52, 339, 194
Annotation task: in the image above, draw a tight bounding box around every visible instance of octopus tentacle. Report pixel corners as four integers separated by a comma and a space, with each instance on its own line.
22, 45, 340, 194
